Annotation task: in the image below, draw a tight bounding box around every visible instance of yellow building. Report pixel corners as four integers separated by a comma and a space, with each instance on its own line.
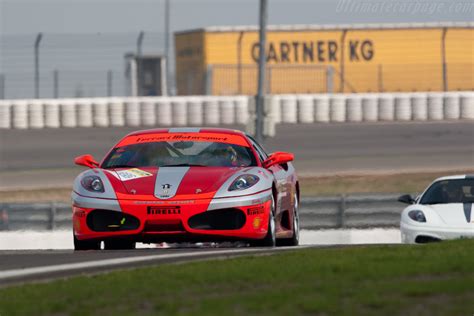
174, 22, 473, 95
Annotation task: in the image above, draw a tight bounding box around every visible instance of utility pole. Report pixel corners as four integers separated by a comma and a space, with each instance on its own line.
164, 0, 170, 96
255, 0, 268, 143
136, 31, 145, 96
53, 70, 59, 98
107, 70, 113, 97
34, 33, 43, 98
0, 74, 4, 99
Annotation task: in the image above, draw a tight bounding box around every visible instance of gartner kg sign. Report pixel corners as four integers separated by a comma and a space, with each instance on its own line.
251, 39, 374, 63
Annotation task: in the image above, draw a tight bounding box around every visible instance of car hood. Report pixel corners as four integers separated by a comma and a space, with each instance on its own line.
107, 166, 243, 199
428, 203, 474, 226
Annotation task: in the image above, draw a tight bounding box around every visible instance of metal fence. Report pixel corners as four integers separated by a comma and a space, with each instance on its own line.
0, 194, 404, 231
205, 64, 334, 96
0, 32, 169, 100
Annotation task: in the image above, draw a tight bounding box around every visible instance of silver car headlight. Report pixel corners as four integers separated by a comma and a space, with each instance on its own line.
81, 175, 105, 193
228, 174, 259, 191
408, 210, 426, 223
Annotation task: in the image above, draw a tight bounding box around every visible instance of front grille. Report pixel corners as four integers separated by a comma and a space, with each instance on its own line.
86, 209, 140, 232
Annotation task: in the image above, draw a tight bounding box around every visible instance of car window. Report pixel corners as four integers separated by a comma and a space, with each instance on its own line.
246, 135, 268, 162
102, 141, 257, 168
420, 179, 474, 204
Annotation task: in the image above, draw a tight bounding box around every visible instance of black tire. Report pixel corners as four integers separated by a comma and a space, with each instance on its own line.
277, 192, 300, 247
103, 239, 136, 250
73, 234, 101, 251
250, 196, 276, 247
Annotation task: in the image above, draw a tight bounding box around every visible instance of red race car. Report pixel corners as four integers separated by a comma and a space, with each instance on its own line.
72, 128, 299, 250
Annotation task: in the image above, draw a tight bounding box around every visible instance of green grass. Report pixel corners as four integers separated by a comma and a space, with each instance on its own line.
1, 240, 474, 316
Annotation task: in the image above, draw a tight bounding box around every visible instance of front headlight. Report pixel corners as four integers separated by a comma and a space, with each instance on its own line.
228, 174, 259, 191
408, 210, 426, 223
81, 175, 105, 193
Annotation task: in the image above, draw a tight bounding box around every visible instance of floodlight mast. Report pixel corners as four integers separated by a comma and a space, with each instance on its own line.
255, 0, 268, 143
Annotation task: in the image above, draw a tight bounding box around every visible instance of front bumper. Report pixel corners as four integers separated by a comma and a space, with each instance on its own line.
72, 190, 272, 243
400, 221, 474, 244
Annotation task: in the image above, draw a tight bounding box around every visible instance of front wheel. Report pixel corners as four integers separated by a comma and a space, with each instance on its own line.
250, 197, 276, 247
277, 192, 299, 247
73, 234, 100, 251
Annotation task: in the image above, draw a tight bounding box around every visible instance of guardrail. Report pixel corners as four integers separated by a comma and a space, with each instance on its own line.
0, 92, 472, 132
0, 194, 404, 231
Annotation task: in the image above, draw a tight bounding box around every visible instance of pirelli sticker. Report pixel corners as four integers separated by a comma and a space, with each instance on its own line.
115, 168, 153, 181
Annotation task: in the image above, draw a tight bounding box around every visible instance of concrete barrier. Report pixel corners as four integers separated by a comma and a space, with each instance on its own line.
187, 97, 203, 126
411, 93, 428, 121
77, 99, 93, 127
12, 101, 28, 129
280, 95, 298, 123
172, 98, 187, 126
93, 98, 109, 127
444, 92, 460, 120
156, 98, 172, 126
330, 95, 346, 122
394, 93, 412, 121
314, 94, 330, 123
125, 99, 140, 127
140, 98, 156, 126
203, 97, 220, 125
460, 92, 474, 120
28, 100, 45, 129
269, 95, 281, 123
346, 94, 363, 122
220, 97, 235, 125
109, 98, 125, 127
44, 100, 61, 128
60, 99, 77, 128
427, 93, 444, 120
0, 92, 471, 130
378, 94, 395, 121
361, 94, 378, 122
297, 95, 314, 123
0, 101, 11, 129
234, 96, 249, 125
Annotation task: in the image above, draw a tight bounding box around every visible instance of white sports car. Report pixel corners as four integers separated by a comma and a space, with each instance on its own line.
399, 174, 474, 244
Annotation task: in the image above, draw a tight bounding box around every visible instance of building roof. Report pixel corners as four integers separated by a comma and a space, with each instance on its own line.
175, 22, 474, 35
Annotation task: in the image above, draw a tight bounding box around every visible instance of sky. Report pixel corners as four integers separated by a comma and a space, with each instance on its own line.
1, 0, 472, 35
0, 0, 472, 98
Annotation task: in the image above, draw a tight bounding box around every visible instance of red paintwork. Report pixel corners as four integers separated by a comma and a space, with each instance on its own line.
74, 154, 99, 168
73, 128, 297, 244
263, 152, 294, 169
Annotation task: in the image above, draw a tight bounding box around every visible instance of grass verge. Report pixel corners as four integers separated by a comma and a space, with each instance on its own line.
1, 240, 473, 316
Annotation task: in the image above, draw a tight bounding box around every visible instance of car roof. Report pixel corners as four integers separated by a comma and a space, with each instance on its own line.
432, 174, 473, 182
126, 127, 247, 137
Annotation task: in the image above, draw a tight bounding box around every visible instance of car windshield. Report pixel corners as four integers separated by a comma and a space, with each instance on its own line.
420, 179, 474, 204
102, 141, 257, 168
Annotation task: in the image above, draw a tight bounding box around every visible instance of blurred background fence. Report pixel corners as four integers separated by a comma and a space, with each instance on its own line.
0, 194, 405, 231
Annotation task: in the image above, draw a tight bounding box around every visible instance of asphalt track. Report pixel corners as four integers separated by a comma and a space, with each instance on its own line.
1, 121, 473, 189
0, 246, 319, 287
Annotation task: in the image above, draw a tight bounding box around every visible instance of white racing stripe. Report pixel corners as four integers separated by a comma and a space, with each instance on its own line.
0, 247, 308, 282
154, 167, 190, 199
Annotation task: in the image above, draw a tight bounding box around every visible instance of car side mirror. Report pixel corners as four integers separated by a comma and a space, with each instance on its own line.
75, 154, 99, 168
263, 152, 294, 169
398, 194, 415, 204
